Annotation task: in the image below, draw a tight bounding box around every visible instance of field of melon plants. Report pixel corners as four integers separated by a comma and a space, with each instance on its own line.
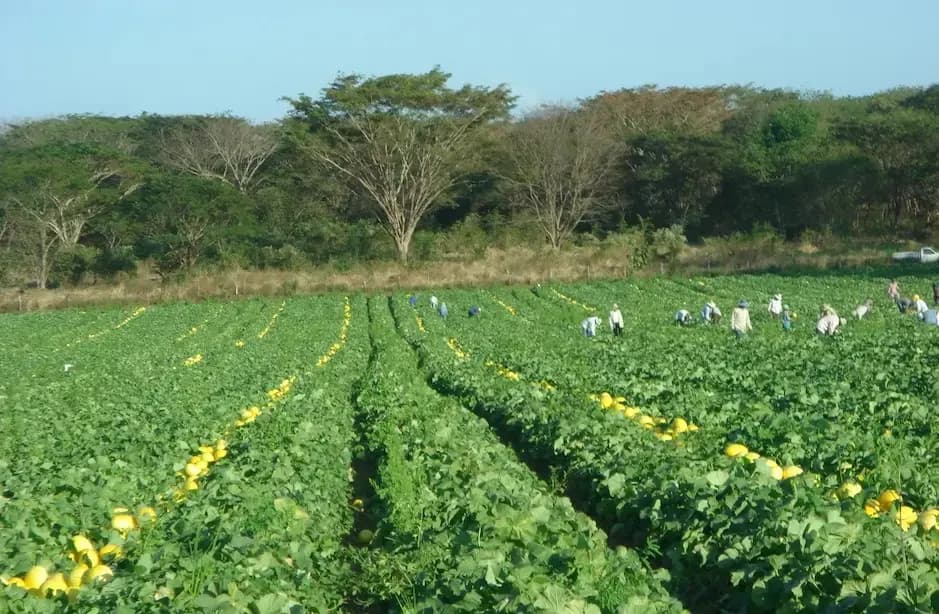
3, 270, 939, 612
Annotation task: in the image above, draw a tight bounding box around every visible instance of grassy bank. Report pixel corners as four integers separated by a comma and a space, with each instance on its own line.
1, 237, 933, 313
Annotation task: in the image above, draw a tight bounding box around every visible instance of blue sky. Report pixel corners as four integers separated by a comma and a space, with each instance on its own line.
2, 0, 937, 122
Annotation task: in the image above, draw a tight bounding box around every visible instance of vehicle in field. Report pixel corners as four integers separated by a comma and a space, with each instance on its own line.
892, 247, 939, 263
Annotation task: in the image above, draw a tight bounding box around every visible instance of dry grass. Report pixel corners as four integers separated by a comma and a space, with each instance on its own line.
0, 243, 893, 313
677, 243, 891, 273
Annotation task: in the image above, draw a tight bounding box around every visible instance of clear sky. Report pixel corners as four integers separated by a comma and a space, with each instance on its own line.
2, 0, 937, 122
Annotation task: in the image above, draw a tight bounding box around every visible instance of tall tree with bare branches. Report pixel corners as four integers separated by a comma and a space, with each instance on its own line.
160, 116, 278, 193
285, 68, 514, 263
505, 105, 621, 250
0, 143, 139, 287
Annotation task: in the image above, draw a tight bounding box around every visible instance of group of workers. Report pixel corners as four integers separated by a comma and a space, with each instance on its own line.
408, 294, 482, 319
581, 304, 624, 337
586, 280, 939, 340
889, 279, 939, 325
409, 278, 939, 339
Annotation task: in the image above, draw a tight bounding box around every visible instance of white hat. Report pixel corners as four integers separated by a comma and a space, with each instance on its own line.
774, 294, 782, 300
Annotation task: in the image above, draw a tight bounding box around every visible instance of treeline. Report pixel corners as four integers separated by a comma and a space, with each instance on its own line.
1, 68, 938, 288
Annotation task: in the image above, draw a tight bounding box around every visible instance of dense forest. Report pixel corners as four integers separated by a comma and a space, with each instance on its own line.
1, 68, 938, 288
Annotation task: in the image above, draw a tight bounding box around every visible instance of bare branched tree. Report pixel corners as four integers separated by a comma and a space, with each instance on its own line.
7, 196, 59, 288
306, 112, 484, 263
160, 116, 278, 192
39, 170, 139, 246
3, 157, 139, 287
505, 106, 621, 250
0, 212, 9, 245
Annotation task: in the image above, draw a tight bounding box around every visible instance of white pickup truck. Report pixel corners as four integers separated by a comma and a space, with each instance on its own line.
892, 247, 939, 263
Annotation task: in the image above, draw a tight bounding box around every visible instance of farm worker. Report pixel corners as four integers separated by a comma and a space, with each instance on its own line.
408, 294, 418, 308
731, 300, 752, 339
781, 305, 794, 331
609, 304, 624, 336
816, 306, 840, 335
853, 299, 873, 320
914, 294, 929, 315
468, 305, 481, 317
896, 296, 912, 314
768, 294, 783, 318
815, 313, 840, 335
430, 295, 439, 310
921, 309, 939, 325
532, 284, 542, 297
919, 309, 939, 326
701, 301, 722, 325
887, 280, 900, 300
674, 309, 692, 326
582, 315, 602, 337
933, 281, 939, 306
438, 302, 448, 318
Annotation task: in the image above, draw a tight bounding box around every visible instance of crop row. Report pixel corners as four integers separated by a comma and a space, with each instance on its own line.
352, 298, 682, 612
465, 282, 939, 511
395, 292, 939, 611
0, 294, 367, 609
1, 299, 308, 558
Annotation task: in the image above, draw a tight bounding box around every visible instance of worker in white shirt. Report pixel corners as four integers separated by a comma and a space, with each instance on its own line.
731, 300, 752, 339
582, 315, 602, 337
430, 295, 439, 310
674, 309, 693, 326
816, 305, 841, 335
852, 299, 873, 320
768, 294, 783, 318
609, 304, 624, 336
919, 309, 939, 326
913, 294, 929, 315
701, 301, 722, 325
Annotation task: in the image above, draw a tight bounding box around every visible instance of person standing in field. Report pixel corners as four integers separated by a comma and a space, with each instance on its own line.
781, 304, 795, 331
888, 280, 900, 300
768, 294, 783, 318
701, 301, 722, 325
430, 295, 439, 310
853, 299, 873, 320
582, 315, 602, 337
913, 294, 929, 315
409, 294, 418, 308
675, 309, 693, 326
438, 302, 448, 318
731, 300, 752, 339
609, 304, 624, 336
